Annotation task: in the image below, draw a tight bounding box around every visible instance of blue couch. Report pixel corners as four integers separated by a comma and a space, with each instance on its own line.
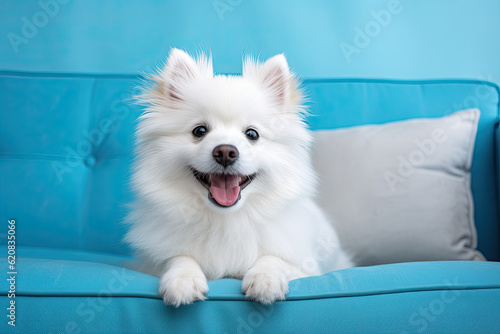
1, 72, 499, 333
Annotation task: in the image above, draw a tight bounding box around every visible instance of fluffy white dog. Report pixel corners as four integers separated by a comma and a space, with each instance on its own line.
125, 49, 352, 307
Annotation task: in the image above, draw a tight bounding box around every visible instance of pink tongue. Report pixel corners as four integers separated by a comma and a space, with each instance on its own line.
210, 174, 241, 206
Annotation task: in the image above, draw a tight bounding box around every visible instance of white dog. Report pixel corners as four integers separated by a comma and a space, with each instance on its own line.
125, 49, 352, 307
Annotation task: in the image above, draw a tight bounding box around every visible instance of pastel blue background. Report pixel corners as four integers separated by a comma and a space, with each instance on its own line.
1, 0, 500, 84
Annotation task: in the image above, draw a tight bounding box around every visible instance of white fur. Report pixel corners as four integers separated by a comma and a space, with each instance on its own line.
125, 49, 353, 306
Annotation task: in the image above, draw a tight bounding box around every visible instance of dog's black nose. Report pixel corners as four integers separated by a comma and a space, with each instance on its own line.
213, 145, 239, 167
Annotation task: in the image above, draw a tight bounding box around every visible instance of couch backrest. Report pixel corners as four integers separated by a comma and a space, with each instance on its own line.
1, 73, 498, 260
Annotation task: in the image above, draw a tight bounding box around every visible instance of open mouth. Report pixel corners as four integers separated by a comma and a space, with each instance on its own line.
191, 168, 256, 208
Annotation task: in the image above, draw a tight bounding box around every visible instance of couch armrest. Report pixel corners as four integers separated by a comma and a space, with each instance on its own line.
496, 119, 500, 210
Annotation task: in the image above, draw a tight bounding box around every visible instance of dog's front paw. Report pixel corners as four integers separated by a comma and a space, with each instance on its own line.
242, 267, 289, 304
159, 269, 208, 307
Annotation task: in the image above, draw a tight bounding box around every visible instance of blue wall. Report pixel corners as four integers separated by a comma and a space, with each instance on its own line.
1, 0, 499, 85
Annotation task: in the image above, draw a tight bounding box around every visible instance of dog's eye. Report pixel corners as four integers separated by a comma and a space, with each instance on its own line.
192, 126, 208, 138
245, 128, 259, 141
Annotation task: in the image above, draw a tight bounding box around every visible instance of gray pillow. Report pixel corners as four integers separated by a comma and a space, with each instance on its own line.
312, 109, 485, 266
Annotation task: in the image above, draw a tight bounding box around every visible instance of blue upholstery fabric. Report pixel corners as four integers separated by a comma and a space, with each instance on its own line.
0, 73, 141, 255
1, 73, 499, 333
1, 256, 499, 333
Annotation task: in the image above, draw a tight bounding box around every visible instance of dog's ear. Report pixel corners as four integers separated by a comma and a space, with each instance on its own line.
243, 54, 293, 108
156, 49, 213, 103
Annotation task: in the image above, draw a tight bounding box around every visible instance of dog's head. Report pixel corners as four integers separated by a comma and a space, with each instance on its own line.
136, 49, 316, 214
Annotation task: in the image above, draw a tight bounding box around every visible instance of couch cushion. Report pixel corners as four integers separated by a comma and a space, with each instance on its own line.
14, 246, 136, 268
0, 72, 142, 255
1, 257, 499, 333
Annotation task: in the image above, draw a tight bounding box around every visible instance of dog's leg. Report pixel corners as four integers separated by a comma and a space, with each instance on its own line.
159, 256, 208, 307
241, 255, 305, 304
